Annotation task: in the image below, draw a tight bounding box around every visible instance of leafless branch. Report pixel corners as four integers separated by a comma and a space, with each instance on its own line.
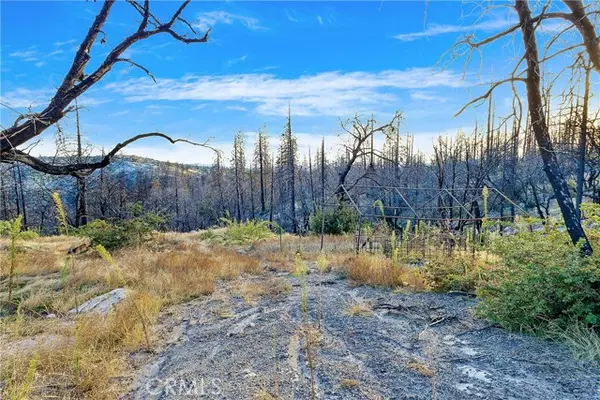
2, 133, 216, 177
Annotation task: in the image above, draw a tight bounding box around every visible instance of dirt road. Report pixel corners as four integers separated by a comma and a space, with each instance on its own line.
126, 266, 600, 400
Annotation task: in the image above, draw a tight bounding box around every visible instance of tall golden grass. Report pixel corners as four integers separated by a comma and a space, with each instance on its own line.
0, 235, 264, 399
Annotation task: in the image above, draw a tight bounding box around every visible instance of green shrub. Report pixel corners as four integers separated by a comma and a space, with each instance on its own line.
77, 220, 123, 250
424, 258, 477, 292
0, 220, 11, 236
309, 207, 357, 235
220, 218, 273, 244
199, 229, 218, 241
477, 242, 600, 334
77, 210, 165, 250
0, 219, 38, 239
18, 230, 39, 240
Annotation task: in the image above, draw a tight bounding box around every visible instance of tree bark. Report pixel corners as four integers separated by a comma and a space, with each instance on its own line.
75, 99, 88, 226
576, 65, 591, 218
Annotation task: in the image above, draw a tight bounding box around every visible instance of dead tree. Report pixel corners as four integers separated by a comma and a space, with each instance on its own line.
1, 0, 213, 177
335, 112, 402, 198
454, 0, 597, 253
576, 62, 592, 217
74, 100, 88, 226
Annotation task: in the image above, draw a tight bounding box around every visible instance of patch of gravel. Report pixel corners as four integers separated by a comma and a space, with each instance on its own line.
125, 266, 600, 400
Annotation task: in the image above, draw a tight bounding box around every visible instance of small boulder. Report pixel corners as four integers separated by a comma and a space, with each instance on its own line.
68, 288, 130, 315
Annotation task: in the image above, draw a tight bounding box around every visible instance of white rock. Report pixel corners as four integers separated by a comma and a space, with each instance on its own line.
68, 288, 130, 315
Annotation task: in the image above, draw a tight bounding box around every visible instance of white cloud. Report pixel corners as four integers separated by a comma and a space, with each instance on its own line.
0, 88, 52, 108
9, 50, 37, 59
285, 9, 299, 23
78, 96, 111, 106
47, 49, 64, 57
317, 15, 323, 25
226, 54, 248, 67
105, 68, 468, 117
226, 105, 248, 111
394, 17, 514, 42
34, 61, 46, 68
146, 104, 175, 109
53, 39, 77, 47
195, 11, 264, 31
410, 90, 448, 102
108, 110, 130, 117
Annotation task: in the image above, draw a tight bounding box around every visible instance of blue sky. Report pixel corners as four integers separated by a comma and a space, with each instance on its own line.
0, 1, 591, 164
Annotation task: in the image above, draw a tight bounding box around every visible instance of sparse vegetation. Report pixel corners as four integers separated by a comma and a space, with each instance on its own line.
0, 232, 265, 399
3, 0, 600, 397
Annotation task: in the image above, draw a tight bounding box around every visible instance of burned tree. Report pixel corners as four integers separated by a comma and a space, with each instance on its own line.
1, 0, 213, 177
454, 0, 600, 254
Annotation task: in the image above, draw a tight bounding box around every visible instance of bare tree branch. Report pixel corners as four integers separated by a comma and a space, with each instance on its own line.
115, 58, 156, 82
2, 133, 216, 177
0, 0, 211, 153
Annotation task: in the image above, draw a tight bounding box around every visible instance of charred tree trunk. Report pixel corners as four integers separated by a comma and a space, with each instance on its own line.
249, 165, 256, 220
0, 172, 8, 220
17, 164, 27, 228
516, 0, 592, 254
258, 132, 266, 214
12, 167, 21, 218
576, 64, 591, 218
75, 100, 88, 226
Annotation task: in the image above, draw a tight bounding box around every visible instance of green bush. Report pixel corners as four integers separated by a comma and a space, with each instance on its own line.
0, 219, 39, 239
423, 256, 479, 292
0, 220, 11, 236
309, 207, 358, 235
478, 236, 600, 334
77, 210, 165, 250
220, 218, 273, 244
18, 230, 39, 240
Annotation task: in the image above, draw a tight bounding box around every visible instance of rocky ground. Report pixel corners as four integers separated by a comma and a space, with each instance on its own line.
125, 265, 600, 400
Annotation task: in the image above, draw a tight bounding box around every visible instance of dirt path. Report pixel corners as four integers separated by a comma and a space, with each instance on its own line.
126, 265, 600, 400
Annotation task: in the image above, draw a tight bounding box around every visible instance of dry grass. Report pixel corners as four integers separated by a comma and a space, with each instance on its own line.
1, 291, 161, 399
253, 387, 278, 400
262, 251, 294, 271
340, 378, 360, 388
251, 233, 355, 255
344, 301, 373, 317
407, 359, 435, 377
340, 253, 430, 290
0, 234, 266, 400
233, 277, 291, 305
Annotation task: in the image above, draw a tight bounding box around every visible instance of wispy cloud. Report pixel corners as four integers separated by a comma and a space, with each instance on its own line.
10, 50, 37, 59
0, 88, 52, 108
285, 9, 299, 23
53, 39, 77, 47
226, 54, 248, 68
195, 11, 264, 31
105, 68, 468, 117
317, 15, 323, 25
410, 90, 448, 102
226, 105, 248, 112
108, 110, 130, 117
394, 17, 513, 42
9, 45, 66, 65
146, 104, 175, 110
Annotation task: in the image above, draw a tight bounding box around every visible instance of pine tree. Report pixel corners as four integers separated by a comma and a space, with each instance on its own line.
232, 131, 246, 221
277, 106, 298, 232
254, 126, 270, 214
